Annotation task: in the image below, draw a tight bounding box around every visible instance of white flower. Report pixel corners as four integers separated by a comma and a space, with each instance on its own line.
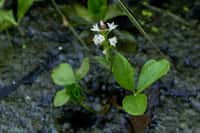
107, 22, 118, 31
91, 24, 100, 32
109, 36, 117, 47
93, 34, 105, 45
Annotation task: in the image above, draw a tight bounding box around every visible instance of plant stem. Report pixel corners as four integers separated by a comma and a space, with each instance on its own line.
51, 0, 89, 51
117, 0, 165, 57
6, 30, 13, 47
80, 102, 96, 113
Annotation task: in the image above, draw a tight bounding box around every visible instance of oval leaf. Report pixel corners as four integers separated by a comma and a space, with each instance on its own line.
54, 89, 70, 107
122, 94, 147, 116
17, 0, 33, 23
75, 58, 90, 81
137, 59, 170, 93
112, 53, 135, 90
87, 0, 107, 20
51, 63, 76, 86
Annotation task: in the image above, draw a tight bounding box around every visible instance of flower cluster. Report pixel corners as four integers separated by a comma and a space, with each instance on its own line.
91, 22, 118, 48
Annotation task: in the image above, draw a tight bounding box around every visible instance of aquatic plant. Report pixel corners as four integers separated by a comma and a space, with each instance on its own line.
52, 58, 90, 107
91, 22, 170, 115
52, 19, 170, 116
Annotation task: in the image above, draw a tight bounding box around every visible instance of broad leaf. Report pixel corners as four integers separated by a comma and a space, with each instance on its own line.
137, 59, 170, 93
51, 63, 76, 86
54, 89, 70, 107
0, 10, 17, 31
112, 53, 135, 90
75, 58, 90, 81
88, 0, 107, 20
122, 94, 147, 116
17, 0, 33, 23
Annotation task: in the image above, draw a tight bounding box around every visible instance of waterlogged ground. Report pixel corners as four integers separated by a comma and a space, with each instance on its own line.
0, 2, 200, 133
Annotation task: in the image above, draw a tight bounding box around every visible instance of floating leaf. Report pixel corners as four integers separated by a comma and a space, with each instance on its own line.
137, 59, 170, 93
17, 0, 33, 23
51, 63, 76, 86
54, 89, 70, 107
88, 0, 107, 20
112, 53, 135, 90
122, 94, 147, 116
75, 58, 90, 81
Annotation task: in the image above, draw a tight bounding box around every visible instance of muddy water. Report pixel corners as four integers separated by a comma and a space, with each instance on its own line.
0, 3, 200, 133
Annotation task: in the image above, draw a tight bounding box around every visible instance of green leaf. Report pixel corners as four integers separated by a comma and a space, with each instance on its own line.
112, 53, 135, 90
0, 10, 17, 31
88, 0, 107, 20
74, 4, 93, 22
137, 59, 170, 93
68, 85, 84, 103
104, 4, 125, 21
95, 56, 111, 70
75, 58, 90, 81
17, 0, 33, 23
51, 63, 76, 86
0, 0, 5, 8
122, 94, 147, 116
54, 89, 70, 107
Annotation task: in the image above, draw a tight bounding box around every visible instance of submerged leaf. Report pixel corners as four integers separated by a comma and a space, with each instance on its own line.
122, 94, 147, 116
112, 53, 135, 90
51, 63, 76, 86
137, 59, 170, 93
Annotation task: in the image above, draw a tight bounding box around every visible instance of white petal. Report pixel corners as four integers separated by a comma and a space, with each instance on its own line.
109, 36, 117, 47
107, 22, 118, 31
93, 34, 105, 45
91, 24, 100, 32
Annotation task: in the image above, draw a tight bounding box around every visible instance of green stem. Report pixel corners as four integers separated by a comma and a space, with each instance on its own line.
80, 102, 96, 113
